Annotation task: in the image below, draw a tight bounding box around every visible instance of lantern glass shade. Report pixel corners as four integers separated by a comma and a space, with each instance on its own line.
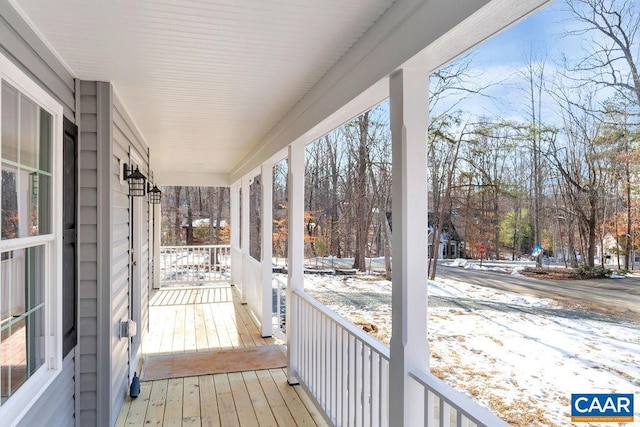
125, 165, 146, 197
148, 184, 162, 204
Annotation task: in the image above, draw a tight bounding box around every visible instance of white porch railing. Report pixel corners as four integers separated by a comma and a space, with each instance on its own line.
242, 255, 263, 319
292, 289, 390, 427
409, 370, 511, 427
159, 245, 231, 286
291, 289, 510, 427
272, 275, 287, 335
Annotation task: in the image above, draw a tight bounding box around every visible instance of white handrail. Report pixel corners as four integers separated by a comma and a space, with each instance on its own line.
293, 289, 390, 359
409, 370, 511, 427
161, 244, 230, 249
292, 288, 389, 427
292, 289, 510, 427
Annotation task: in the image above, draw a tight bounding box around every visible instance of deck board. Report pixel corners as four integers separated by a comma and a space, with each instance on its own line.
124, 381, 152, 426
163, 378, 184, 427
255, 370, 297, 427
182, 376, 201, 426
228, 372, 260, 426
144, 379, 167, 426
198, 375, 221, 427
214, 373, 241, 427
117, 285, 327, 427
242, 371, 278, 427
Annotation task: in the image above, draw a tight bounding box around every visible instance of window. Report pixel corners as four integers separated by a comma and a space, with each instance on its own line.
0, 54, 63, 421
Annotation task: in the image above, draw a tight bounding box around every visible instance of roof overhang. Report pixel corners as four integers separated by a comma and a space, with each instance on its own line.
10, 0, 552, 186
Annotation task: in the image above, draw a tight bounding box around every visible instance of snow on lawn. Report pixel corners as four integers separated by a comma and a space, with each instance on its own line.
301, 273, 640, 427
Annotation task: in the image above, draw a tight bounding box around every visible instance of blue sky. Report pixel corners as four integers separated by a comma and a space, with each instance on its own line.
475, 2, 571, 68
430, 1, 583, 125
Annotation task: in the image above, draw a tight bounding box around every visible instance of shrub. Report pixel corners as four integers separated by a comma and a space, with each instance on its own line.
573, 265, 612, 279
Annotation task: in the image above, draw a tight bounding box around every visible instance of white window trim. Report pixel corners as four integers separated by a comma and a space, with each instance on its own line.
0, 52, 64, 426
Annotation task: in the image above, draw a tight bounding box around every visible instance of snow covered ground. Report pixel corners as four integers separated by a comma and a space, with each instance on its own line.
298, 272, 640, 427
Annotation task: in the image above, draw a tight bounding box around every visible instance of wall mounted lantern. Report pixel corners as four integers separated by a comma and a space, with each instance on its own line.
147, 183, 162, 204
122, 163, 146, 197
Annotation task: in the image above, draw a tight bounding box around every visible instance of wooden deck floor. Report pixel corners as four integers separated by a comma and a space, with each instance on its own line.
117, 285, 328, 427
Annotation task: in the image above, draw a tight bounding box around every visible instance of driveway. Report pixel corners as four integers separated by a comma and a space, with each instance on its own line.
437, 264, 640, 318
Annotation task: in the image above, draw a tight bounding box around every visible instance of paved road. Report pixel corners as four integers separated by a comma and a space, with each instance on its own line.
436, 264, 640, 318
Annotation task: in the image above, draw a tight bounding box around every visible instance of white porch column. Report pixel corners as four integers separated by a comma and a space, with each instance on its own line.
286, 142, 304, 384
240, 177, 254, 304
230, 182, 241, 287
261, 162, 274, 337
389, 68, 429, 427
230, 182, 240, 248
152, 203, 161, 289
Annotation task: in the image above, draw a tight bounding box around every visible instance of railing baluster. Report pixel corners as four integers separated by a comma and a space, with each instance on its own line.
343, 328, 349, 427
320, 312, 324, 400
324, 315, 329, 410
331, 321, 337, 425
356, 338, 363, 427
365, 347, 374, 426
439, 396, 447, 427
378, 356, 383, 427
304, 299, 309, 383
347, 332, 352, 426
426, 389, 435, 427
313, 305, 318, 394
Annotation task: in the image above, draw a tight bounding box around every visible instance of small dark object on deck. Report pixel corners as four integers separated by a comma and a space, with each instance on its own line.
130, 372, 140, 398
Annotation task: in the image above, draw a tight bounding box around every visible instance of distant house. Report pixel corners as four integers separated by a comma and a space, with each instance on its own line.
181, 218, 228, 230
181, 218, 229, 244
596, 233, 625, 267
428, 212, 462, 259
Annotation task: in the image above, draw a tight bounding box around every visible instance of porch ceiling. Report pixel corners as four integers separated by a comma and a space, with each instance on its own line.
11, 0, 552, 186
11, 0, 394, 181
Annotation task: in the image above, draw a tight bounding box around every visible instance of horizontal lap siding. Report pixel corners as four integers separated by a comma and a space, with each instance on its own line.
17, 353, 76, 427
110, 139, 129, 423
0, 2, 77, 426
110, 91, 151, 425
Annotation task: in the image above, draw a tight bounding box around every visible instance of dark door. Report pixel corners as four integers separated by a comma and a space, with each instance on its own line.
62, 117, 77, 357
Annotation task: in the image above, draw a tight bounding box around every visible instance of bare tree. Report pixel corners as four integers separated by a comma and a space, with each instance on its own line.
174, 186, 183, 243
520, 48, 549, 266
566, 0, 640, 106
566, 0, 640, 268
352, 112, 370, 272
548, 89, 610, 267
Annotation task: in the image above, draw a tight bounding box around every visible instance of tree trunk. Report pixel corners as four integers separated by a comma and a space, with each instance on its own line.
353, 112, 369, 272
587, 196, 597, 267
215, 187, 226, 244
174, 186, 183, 244
185, 187, 194, 245
326, 137, 341, 258
208, 187, 216, 244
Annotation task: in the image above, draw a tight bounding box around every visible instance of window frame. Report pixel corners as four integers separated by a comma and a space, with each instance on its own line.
0, 52, 63, 423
